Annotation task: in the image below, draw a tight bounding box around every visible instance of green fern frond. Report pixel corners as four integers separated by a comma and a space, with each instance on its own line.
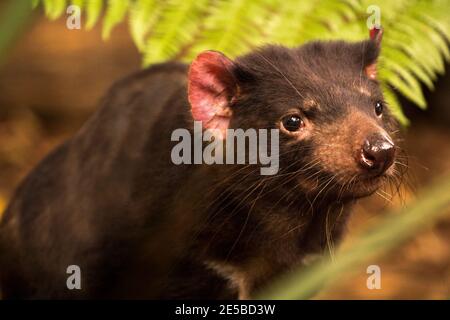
302, 0, 357, 40
266, 1, 316, 46
42, 0, 67, 20
188, 0, 273, 58
382, 47, 434, 90
382, 84, 409, 126
142, 0, 208, 65
36, 0, 450, 124
129, 0, 163, 51
85, 0, 103, 30
71, 0, 85, 8
102, 0, 130, 40
377, 0, 450, 112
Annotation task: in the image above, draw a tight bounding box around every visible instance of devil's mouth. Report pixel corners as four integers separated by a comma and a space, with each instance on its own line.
296, 162, 393, 199
298, 172, 384, 200
324, 173, 385, 199
347, 175, 384, 198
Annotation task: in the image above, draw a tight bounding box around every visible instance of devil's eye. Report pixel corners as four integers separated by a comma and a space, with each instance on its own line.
282, 115, 304, 132
375, 101, 383, 117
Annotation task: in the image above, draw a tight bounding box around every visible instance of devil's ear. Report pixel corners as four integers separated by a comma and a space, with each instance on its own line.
369, 26, 383, 46
188, 51, 238, 138
365, 27, 383, 80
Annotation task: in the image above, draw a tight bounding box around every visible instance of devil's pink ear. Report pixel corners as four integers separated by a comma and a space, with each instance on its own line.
188, 51, 237, 138
365, 27, 383, 80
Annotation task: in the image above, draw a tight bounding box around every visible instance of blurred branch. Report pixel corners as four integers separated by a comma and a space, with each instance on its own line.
258, 173, 450, 299
0, 0, 33, 64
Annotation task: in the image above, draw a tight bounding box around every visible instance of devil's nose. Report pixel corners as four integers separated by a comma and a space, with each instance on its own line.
359, 134, 395, 175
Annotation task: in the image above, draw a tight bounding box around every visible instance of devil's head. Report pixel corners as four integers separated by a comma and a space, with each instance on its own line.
188, 29, 402, 200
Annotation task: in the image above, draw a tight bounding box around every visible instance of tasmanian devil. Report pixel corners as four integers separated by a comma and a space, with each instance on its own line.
0, 28, 399, 299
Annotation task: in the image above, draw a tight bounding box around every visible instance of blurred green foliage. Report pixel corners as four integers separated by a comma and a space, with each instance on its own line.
0, 1, 32, 63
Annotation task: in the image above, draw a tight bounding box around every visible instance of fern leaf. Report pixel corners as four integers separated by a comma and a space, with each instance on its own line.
265, 1, 316, 46
142, 0, 209, 65
85, 0, 103, 30
382, 85, 409, 126
129, 0, 163, 52
71, 0, 86, 8
189, 0, 272, 58
381, 68, 426, 109
102, 0, 130, 40
382, 47, 434, 90
43, 0, 67, 20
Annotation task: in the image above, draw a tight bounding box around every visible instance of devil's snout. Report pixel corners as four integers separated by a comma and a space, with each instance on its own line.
359, 133, 395, 175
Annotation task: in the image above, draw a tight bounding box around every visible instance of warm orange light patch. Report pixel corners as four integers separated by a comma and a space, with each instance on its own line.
365, 63, 377, 80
